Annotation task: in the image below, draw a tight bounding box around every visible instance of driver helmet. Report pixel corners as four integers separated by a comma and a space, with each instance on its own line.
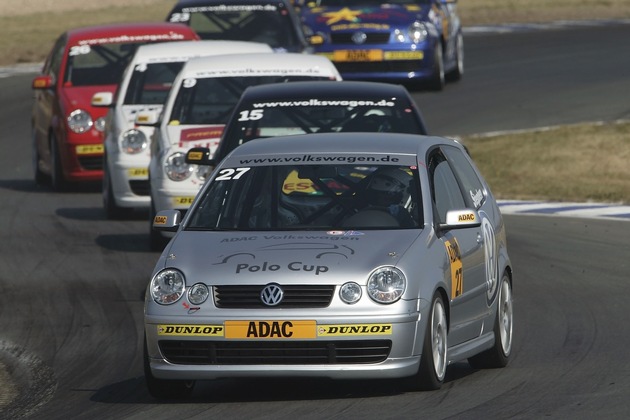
365, 167, 412, 208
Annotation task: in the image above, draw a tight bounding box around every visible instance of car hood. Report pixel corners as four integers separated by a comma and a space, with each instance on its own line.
61, 84, 116, 118
122, 104, 163, 126
164, 124, 224, 152
163, 229, 423, 285
301, 4, 431, 32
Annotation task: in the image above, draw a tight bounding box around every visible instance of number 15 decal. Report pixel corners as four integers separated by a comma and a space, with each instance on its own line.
238, 110, 264, 121
215, 167, 251, 181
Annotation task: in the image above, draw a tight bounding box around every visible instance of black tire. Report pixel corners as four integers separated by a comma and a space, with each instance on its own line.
446, 32, 464, 82
50, 133, 68, 192
468, 272, 513, 369
428, 44, 445, 91
409, 292, 448, 391
32, 130, 47, 186
144, 337, 195, 400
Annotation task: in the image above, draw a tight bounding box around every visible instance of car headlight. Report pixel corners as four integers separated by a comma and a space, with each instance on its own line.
151, 268, 185, 305
367, 266, 406, 304
340, 282, 362, 304
67, 109, 93, 133
165, 152, 193, 181
409, 22, 428, 44
188, 283, 209, 305
196, 164, 213, 181
94, 117, 106, 132
120, 129, 148, 154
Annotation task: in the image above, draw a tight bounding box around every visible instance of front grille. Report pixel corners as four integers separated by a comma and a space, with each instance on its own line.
159, 339, 392, 365
129, 180, 150, 196
331, 32, 391, 44
78, 156, 103, 171
334, 60, 421, 74
215, 285, 335, 308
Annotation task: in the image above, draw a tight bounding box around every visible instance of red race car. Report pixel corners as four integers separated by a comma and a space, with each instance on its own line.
31, 22, 199, 190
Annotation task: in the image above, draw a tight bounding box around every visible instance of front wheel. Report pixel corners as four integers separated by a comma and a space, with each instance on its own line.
409, 292, 448, 391
468, 272, 513, 368
427, 44, 445, 91
144, 337, 195, 400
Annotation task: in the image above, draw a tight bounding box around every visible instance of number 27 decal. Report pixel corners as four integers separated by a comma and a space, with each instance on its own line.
215, 167, 251, 181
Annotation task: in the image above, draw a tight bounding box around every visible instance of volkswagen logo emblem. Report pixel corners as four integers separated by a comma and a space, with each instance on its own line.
260, 284, 284, 306
351, 31, 367, 45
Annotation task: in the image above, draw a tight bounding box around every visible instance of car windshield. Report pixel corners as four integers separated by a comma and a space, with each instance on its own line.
170, 5, 300, 49
220, 95, 424, 154
168, 76, 332, 125
64, 42, 141, 86
123, 61, 186, 105
186, 163, 422, 231
312, 0, 431, 6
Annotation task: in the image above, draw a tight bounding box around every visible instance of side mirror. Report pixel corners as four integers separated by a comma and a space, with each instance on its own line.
32, 75, 53, 90
185, 147, 216, 166
91, 91, 113, 107
152, 210, 182, 232
439, 209, 482, 231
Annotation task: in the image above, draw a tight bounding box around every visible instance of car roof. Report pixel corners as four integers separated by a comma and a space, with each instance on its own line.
131, 40, 271, 63
178, 52, 340, 79
171, 0, 291, 6
222, 132, 458, 163
238, 80, 411, 101
64, 22, 198, 45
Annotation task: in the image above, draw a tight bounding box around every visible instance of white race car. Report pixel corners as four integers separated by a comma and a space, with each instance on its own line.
93, 40, 272, 219
138, 52, 342, 249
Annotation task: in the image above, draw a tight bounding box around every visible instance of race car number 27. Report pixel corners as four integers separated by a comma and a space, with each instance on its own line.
215, 167, 251, 181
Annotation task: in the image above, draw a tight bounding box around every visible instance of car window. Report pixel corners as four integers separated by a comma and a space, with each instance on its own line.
217, 96, 424, 160
187, 164, 421, 230
168, 76, 332, 125
64, 43, 140, 86
169, 6, 300, 49
441, 145, 486, 209
48, 35, 67, 80
428, 149, 466, 224
124, 61, 185, 105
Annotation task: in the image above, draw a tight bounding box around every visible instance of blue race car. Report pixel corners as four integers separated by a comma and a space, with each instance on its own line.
299, 0, 464, 90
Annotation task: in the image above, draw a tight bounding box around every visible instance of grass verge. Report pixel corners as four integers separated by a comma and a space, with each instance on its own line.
463, 120, 630, 204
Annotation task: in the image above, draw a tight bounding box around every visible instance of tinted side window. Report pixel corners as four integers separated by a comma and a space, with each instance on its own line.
441, 145, 485, 209
47, 35, 67, 81
428, 149, 466, 224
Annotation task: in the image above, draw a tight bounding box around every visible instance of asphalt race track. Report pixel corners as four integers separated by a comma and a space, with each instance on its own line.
1, 23, 630, 419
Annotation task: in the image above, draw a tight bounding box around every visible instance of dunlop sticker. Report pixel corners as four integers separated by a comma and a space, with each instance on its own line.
317, 324, 392, 336
158, 324, 224, 336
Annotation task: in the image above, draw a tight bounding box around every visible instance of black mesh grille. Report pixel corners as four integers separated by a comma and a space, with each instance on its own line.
129, 180, 150, 196
330, 32, 391, 44
78, 156, 103, 171
214, 285, 335, 308
159, 339, 392, 365
334, 60, 421, 73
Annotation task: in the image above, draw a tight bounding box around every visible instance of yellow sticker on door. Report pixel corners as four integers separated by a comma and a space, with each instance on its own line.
444, 238, 463, 299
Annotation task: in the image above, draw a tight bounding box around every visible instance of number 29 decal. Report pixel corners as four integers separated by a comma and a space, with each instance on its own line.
215, 167, 251, 181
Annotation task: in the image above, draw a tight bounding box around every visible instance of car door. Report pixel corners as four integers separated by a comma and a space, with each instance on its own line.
33, 34, 66, 152
428, 146, 487, 346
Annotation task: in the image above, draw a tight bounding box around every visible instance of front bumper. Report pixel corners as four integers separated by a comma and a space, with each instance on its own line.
145, 309, 427, 381
108, 151, 151, 208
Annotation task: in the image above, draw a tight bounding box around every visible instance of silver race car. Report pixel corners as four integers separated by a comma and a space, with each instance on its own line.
144, 132, 514, 399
